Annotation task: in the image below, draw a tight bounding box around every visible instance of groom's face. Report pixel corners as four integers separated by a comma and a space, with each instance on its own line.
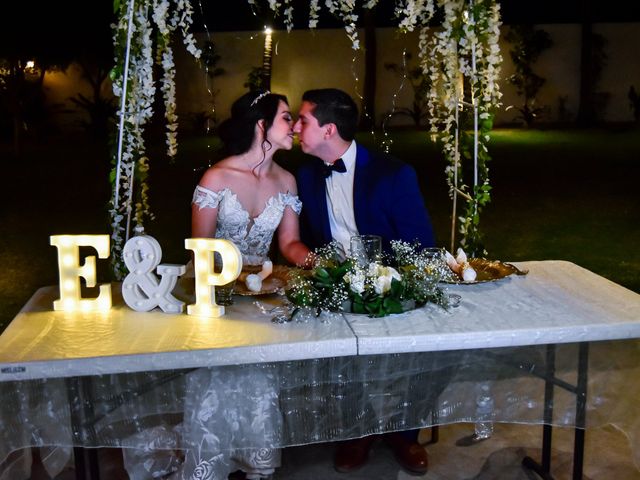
294, 101, 324, 156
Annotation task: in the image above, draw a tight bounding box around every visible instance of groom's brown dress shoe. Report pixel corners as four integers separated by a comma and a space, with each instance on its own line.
385, 432, 429, 474
334, 435, 377, 472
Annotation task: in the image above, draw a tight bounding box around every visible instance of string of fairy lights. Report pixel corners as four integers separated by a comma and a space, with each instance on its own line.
195, 0, 216, 168
380, 48, 409, 153
191, 3, 412, 159
193, 0, 266, 171
348, 39, 411, 154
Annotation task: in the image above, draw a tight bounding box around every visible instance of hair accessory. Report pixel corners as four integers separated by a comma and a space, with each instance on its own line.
250, 90, 271, 107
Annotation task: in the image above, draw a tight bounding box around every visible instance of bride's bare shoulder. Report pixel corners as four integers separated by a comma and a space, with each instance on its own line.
198, 157, 240, 188
272, 164, 297, 193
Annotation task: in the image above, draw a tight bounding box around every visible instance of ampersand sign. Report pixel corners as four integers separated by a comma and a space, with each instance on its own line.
122, 235, 186, 313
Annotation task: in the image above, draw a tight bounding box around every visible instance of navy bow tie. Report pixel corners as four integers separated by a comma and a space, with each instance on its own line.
322, 158, 347, 178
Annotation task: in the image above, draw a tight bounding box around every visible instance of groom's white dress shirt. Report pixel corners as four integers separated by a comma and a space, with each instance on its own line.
325, 140, 358, 255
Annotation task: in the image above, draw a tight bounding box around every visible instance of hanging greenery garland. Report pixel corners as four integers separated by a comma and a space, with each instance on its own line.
244, 0, 501, 255
110, 0, 501, 277
110, 0, 202, 278
418, 0, 502, 255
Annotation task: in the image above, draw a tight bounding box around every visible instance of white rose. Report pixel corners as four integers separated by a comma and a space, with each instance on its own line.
373, 266, 401, 295
367, 263, 381, 277
373, 275, 389, 294
344, 271, 365, 294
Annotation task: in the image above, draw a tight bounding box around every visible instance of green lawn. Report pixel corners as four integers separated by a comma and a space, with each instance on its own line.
1, 127, 638, 332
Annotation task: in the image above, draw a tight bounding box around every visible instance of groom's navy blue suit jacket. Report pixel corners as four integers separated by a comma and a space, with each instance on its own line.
296, 143, 435, 253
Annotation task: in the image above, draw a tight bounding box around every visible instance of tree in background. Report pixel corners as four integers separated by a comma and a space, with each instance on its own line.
68, 25, 117, 139
584, 32, 609, 123
0, 1, 115, 152
0, 11, 73, 153
504, 25, 553, 127
244, 66, 268, 92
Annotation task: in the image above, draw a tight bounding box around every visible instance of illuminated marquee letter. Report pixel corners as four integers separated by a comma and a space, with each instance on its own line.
185, 238, 242, 317
122, 235, 186, 313
50, 234, 112, 312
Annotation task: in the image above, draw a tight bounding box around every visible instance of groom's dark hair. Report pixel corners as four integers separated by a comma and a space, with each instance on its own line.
302, 88, 358, 141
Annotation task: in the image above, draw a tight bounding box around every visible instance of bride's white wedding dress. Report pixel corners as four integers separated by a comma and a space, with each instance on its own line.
179, 186, 301, 479
192, 186, 302, 266
122, 186, 302, 480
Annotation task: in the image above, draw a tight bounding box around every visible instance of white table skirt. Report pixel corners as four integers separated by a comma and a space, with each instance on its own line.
1, 261, 639, 479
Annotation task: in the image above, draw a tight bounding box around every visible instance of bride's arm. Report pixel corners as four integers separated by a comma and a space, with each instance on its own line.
278, 208, 313, 267
191, 167, 223, 238
192, 202, 218, 238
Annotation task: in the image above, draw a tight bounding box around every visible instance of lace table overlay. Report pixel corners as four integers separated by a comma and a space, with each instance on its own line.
3, 344, 640, 479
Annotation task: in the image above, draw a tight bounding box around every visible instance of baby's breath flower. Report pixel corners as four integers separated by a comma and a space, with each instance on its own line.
287, 241, 451, 318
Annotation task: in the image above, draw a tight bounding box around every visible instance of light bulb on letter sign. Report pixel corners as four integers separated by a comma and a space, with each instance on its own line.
50, 234, 112, 312
185, 238, 242, 317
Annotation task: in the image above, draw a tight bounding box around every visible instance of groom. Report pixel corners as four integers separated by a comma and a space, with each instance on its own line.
294, 88, 434, 256
293, 88, 435, 474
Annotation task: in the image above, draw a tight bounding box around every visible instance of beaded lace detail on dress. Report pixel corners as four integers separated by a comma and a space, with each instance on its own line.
192, 186, 302, 265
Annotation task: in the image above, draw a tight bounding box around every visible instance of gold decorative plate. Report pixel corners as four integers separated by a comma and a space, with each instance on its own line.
234, 265, 291, 296
445, 259, 529, 284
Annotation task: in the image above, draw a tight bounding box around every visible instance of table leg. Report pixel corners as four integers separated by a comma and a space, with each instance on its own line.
542, 344, 556, 472
521, 342, 589, 480
72, 447, 100, 480
572, 343, 589, 480
522, 344, 556, 480
66, 377, 101, 480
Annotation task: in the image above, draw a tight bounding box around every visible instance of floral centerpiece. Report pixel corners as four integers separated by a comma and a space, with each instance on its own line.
286, 241, 455, 318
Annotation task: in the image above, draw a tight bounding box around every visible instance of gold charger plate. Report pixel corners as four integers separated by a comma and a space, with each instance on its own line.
234, 265, 291, 296
445, 259, 528, 284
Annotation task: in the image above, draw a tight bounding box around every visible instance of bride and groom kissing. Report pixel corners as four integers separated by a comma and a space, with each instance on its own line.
191, 87, 435, 476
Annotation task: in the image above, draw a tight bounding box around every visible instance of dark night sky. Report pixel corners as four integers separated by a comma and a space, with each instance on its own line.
196, 0, 640, 32
3, 0, 640, 45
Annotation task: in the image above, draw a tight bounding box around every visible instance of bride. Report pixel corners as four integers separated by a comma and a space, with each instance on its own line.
192, 89, 310, 268
183, 90, 310, 480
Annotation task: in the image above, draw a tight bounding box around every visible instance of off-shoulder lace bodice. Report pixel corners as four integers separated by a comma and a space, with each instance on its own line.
193, 186, 302, 265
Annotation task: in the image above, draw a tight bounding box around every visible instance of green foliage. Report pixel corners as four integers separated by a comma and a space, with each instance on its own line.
447, 108, 495, 257
505, 25, 553, 127
285, 255, 351, 315
286, 242, 451, 318
202, 41, 225, 80
244, 66, 269, 92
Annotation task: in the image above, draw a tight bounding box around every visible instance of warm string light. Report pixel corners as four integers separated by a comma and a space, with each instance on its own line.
380, 48, 410, 154
196, 0, 216, 165
349, 48, 376, 143
189, 28, 260, 176
262, 26, 273, 90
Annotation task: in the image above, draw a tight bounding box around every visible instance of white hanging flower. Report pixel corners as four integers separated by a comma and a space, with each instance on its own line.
110, 0, 204, 277
417, 0, 502, 251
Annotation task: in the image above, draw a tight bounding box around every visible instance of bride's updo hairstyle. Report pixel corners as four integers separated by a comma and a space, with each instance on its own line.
217, 90, 288, 156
